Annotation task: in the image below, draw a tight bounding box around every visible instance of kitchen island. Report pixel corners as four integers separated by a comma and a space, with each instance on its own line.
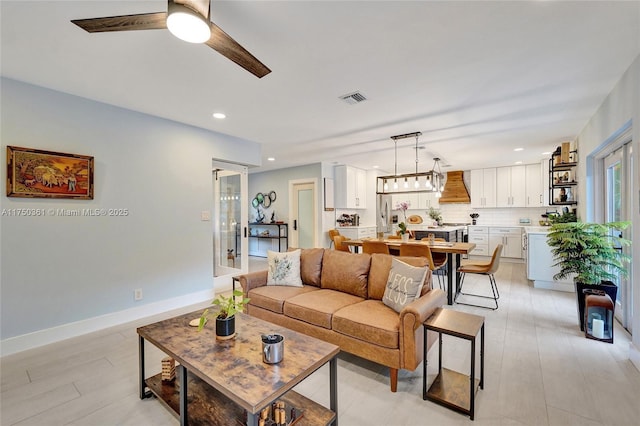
524, 226, 574, 292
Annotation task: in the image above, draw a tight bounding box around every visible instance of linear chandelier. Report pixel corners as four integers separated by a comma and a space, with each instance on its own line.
377, 131, 444, 195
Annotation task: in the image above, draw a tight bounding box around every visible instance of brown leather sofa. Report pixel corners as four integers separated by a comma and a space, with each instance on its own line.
238, 248, 446, 392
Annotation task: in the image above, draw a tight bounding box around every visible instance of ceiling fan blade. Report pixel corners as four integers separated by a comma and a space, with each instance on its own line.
205, 23, 271, 78
71, 12, 167, 33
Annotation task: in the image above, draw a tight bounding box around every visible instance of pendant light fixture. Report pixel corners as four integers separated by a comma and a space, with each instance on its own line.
376, 131, 445, 195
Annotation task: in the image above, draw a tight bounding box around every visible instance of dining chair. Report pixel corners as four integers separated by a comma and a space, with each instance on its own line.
398, 243, 437, 289
362, 240, 390, 255
328, 229, 340, 248
455, 244, 503, 310
333, 235, 352, 252
420, 237, 448, 290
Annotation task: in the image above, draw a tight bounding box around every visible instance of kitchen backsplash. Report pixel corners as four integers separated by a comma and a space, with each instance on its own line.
413, 204, 554, 227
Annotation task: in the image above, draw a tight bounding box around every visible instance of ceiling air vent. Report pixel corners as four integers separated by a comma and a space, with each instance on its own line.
339, 91, 367, 105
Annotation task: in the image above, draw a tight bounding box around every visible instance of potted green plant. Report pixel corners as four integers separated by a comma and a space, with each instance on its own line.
547, 221, 630, 331
428, 207, 443, 226
198, 290, 250, 339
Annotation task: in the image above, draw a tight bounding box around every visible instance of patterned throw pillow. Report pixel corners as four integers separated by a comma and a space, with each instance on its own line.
267, 249, 303, 287
383, 258, 428, 312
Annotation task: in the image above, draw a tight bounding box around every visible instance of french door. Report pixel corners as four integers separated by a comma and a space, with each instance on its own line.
604, 144, 633, 331
212, 161, 248, 277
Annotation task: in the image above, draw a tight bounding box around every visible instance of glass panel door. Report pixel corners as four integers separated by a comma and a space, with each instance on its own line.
604, 146, 631, 329
213, 161, 248, 277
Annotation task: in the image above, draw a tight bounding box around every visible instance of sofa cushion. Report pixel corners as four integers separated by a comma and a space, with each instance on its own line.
333, 300, 400, 349
284, 289, 364, 329
320, 250, 371, 298
300, 248, 324, 287
248, 285, 319, 314
369, 254, 432, 300
382, 258, 429, 313
267, 249, 302, 287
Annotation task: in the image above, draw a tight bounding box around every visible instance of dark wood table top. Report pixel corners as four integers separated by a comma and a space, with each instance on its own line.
424, 307, 485, 339
138, 311, 339, 414
344, 239, 476, 254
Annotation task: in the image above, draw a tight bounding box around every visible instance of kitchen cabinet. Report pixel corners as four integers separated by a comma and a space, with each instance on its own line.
489, 227, 522, 259
335, 165, 367, 209
526, 231, 574, 291
418, 192, 439, 210
496, 165, 526, 207
391, 193, 419, 210
470, 168, 496, 208
468, 226, 489, 255
525, 163, 544, 207
339, 226, 377, 240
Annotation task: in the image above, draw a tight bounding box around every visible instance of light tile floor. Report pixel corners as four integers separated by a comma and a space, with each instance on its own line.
2, 262, 639, 425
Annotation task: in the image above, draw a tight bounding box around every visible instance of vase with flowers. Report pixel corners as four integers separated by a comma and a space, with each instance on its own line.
396, 201, 410, 241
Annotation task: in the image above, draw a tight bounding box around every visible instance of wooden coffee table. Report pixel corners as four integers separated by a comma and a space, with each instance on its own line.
138, 311, 339, 425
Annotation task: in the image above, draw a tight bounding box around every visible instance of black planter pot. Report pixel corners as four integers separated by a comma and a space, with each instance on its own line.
215, 315, 235, 338
575, 281, 617, 331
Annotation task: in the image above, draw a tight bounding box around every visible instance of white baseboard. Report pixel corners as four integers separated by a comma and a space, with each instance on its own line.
532, 280, 575, 292
0, 288, 215, 357
631, 342, 640, 372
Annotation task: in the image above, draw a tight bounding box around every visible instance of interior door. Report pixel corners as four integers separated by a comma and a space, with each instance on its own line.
213, 161, 248, 277
290, 181, 316, 248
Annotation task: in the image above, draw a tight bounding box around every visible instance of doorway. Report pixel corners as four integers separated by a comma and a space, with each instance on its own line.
289, 180, 317, 248
212, 161, 248, 277
603, 143, 633, 331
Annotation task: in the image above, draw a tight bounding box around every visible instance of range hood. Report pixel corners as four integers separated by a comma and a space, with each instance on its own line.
439, 171, 471, 204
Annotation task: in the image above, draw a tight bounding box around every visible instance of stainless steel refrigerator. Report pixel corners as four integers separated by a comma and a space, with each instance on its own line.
377, 194, 393, 236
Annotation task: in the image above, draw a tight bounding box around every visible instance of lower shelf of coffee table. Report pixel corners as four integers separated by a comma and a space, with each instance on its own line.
146, 371, 335, 426
425, 368, 480, 413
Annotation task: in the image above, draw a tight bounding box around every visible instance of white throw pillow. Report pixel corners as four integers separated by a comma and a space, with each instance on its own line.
267, 249, 303, 287
383, 258, 428, 312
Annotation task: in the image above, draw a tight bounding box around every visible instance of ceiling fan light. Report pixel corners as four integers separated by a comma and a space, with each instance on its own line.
167, 4, 211, 43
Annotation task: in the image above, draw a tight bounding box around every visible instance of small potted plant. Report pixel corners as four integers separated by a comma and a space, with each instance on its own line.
547, 221, 630, 331
199, 290, 250, 340
427, 207, 443, 226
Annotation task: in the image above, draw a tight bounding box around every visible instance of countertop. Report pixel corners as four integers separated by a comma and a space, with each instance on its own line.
406, 225, 467, 232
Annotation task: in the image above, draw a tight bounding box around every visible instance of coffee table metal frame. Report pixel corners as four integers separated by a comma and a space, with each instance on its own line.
138, 311, 339, 426
422, 308, 485, 420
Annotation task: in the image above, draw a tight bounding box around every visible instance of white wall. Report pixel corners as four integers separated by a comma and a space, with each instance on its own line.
248, 163, 323, 246
0, 78, 260, 353
575, 54, 640, 371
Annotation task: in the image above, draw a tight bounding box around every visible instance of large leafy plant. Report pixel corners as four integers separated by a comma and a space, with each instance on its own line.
547, 221, 630, 284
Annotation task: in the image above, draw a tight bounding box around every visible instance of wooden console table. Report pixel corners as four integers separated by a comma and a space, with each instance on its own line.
138, 311, 339, 425
423, 308, 485, 420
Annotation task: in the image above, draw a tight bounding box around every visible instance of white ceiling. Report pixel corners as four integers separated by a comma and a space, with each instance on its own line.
2, 1, 639, 175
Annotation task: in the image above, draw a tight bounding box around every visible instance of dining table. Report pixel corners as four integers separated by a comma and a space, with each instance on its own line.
343, 239, 476, 305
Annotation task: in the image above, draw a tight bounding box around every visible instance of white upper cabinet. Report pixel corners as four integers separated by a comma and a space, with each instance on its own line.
525, 163, 544, 207
496, 165, 525, 207
335, 165, 367, 209
470, 168, 497, 208
418, 192, 439, 210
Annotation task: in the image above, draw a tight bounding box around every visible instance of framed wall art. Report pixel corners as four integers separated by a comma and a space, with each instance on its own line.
6, 146, 94, 199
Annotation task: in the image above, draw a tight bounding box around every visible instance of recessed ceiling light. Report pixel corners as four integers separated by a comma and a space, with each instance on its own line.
212, 112, 226, 119
267, 157, 275, 161
542, 151, 552, 155
515, 161, 523, 165
514, 147, 524, 152
373, 165, 379, 169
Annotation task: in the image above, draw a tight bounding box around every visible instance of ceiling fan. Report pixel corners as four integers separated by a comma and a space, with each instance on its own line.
71, 0, 271, 78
